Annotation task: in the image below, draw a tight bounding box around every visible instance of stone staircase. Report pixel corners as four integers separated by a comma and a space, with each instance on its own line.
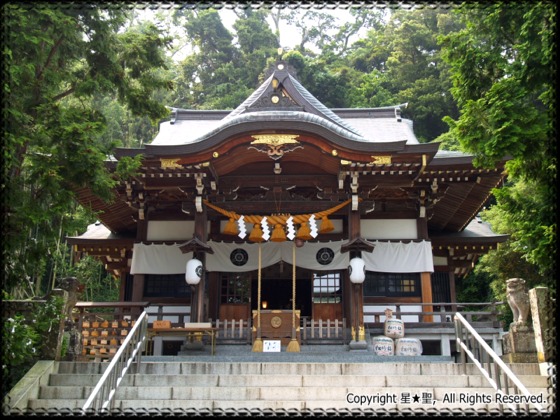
5, 357, 554, 415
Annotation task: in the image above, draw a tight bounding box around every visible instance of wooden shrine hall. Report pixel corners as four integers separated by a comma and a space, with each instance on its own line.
67, 60, 509, 353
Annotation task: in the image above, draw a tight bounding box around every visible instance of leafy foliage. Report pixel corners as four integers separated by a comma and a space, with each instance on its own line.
2, 293, 64, 399
440, 2, 556, 287
3, 4, 173, 295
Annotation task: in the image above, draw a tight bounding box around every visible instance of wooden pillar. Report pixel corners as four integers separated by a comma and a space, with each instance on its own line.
130, 211, 148, 303
131, 274, 145, 302
417, 214, 429, 240
347, 205, 364, 335
207, 272, 219, 321
448, 247, 458, 313
118, 270, 127, 302
193, 204, 208, 323
421, 272, 433, 322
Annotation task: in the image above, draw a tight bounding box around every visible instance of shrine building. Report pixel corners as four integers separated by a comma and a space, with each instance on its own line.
67, 61, 508, 351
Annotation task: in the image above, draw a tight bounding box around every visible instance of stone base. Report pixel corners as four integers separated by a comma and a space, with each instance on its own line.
502, 326, 538, 363
502, 327, 537, 354
501, 352, 538, 363
348, 340, 368, 351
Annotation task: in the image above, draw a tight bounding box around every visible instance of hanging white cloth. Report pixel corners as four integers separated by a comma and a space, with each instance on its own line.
129, 239, 434, 275
130, 243, 192, 275
361, 240, 434, 273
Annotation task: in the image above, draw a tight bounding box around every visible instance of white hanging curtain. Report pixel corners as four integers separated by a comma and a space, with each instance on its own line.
129, 240, 433, 275
130, 243, 192, 275
361, 240, 434, 273
205, 241, 282, 272
278, 241, 349, 271
205, 241, 349, 272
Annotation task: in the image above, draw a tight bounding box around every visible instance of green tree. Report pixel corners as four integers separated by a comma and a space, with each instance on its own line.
233, 9, 279, 86
440, 2, 556, 286
173, 8, 278, 109
3, 4, 173, 296
345, 7, 461, 141
173, 8, 244, 109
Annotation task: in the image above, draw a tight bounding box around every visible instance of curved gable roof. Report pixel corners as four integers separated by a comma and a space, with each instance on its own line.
146, 61, 418, 151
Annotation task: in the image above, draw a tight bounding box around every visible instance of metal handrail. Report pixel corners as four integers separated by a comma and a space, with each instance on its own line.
81, 311, 149, 415
454, 312, 546, 414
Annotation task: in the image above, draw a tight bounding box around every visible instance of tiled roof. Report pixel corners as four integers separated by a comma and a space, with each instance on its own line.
151, 110, 418, 146
150, 62, 419, 147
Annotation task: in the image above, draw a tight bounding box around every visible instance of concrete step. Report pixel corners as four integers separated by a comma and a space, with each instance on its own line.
55, 360, 544, 377
17, 360, 553, 415
29, 385, 551, 412
44, 372, 550, 389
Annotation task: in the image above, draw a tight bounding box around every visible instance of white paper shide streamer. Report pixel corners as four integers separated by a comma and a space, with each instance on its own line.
261, 216, 270, 241
237, 215, 247, 239
309, 214, 318, 238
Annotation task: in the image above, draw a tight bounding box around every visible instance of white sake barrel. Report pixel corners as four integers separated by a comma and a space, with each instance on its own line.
372, 336, 394, 356
384, 318, 405, 339
395, 337, 423, 356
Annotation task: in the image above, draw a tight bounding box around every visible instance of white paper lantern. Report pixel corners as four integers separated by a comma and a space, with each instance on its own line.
185, 259, 203, 285
349, 257, 366, 284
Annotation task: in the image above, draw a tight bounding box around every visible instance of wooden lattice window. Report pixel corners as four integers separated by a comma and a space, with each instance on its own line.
220, 273, 250, 304
363, 272, 421, 297
312, 271, 342, 303
143, 274, 191, 298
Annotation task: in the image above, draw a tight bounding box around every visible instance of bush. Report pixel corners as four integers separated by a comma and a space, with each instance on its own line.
2, 295, 64, 400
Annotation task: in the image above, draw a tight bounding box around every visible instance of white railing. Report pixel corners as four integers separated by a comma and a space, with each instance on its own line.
81, 311, 149, 415
454, 312, 547, 414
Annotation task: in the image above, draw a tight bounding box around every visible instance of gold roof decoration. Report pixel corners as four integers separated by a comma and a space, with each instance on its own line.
249, 134, 303, 160
160, 158, 183, 169
250, 134, 300, 145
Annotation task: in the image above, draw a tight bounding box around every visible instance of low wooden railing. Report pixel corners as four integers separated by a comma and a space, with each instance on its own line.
301, 317, 347, 344
363, 301, 505, 328
212, 318, 252, 343
144, 303, 191, 326
208, 317, 347, 345
74, 301, 149, 324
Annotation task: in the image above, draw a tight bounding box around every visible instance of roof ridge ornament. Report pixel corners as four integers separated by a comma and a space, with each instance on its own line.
263, 60, 299, 80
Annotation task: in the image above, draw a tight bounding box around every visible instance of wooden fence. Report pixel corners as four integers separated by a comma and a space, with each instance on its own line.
209, 316, 347, 345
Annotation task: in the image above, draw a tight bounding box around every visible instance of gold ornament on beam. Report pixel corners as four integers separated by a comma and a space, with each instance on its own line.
249, 134, 303, 161
160, 158, 182, 169
250, 134, 300, 146
370, 155, 392, 165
